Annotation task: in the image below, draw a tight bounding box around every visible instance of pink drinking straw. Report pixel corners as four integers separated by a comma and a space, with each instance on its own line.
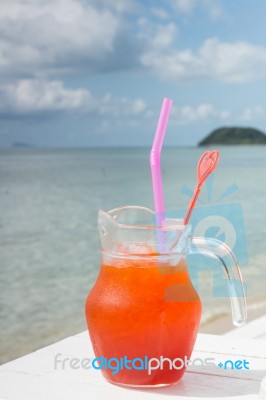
150, 98, 173, 237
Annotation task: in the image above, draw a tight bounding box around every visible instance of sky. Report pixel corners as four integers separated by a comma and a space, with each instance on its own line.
1, 0, 266, 147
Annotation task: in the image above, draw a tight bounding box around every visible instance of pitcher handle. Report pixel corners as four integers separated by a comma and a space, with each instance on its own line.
189, 236, 247, 328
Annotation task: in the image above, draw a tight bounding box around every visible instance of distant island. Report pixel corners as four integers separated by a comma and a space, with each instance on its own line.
12, 142, 33, 148
199, 127, 266, 146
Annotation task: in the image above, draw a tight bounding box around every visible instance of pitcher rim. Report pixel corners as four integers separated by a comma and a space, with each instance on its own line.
99, 205, 190, 231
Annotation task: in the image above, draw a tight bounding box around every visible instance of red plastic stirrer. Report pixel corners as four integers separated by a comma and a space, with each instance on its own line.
183, 150, 220, 225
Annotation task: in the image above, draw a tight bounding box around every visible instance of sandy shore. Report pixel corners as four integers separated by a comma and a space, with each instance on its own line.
200, 296, 266, 335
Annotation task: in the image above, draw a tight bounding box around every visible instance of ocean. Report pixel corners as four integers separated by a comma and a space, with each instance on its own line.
0, 147, 266, 363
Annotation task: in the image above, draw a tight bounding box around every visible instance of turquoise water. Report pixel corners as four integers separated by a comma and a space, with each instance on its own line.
0, 147, 266, 363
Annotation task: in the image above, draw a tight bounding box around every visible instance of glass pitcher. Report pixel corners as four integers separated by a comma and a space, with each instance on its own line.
85, 206, 246, 387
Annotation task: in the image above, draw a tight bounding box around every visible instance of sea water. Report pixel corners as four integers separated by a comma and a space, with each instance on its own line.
0, 147, 266, 363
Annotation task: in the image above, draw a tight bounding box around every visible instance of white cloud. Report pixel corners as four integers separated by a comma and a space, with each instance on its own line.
141, 38, 266, 83
174, 0, 197, 14
0, 79, 96, 115
0, 0, 129, 77
204, 0, 225, 20
0, 79, 152, 119
151, 8, 170, 20
138, 18, 177, 52
219, 110, 230, 120
0, 76, 232, 135
171, 103, 230, 124
0, 79, 227, 124
99, 93, 151, 118
173, 0, 225, 20
0, 0, 265, 87
152, 24, 177, 49
241, 106, 264, 121
89, 0, 134, 13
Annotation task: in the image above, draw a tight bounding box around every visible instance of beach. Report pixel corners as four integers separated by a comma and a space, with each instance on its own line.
200, 295, 266, 334
0, 147, 266, 364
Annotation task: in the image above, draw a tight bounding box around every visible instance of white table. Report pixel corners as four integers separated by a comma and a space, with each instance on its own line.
225, 316, 266, 340
0, 331, 265, 400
